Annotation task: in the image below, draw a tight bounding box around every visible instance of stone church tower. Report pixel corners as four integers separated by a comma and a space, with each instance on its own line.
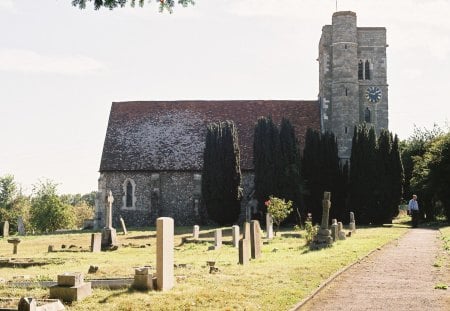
319, 11, 388, 160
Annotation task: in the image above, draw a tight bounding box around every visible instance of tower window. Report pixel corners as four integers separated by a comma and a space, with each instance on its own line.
364, 107, 371, 123
344, 44, 347, 49
122, 178, 136, 209
345, 126, 348, 134
345, 88, 348, 96
358, 60, 364, 80
365, 60, 371, 80
126, 181, 133, 207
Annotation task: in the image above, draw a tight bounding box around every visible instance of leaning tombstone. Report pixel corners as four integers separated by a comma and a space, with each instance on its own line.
17, 217, 26, 236
101, 191, 117, 250
214, 229, 222, 250
349, 212, 356, 233
119, 217, 128, 235
238, 238, 250, 265
91, 233, 102, 252
1, 221, 9, 237
250, 220, 262, 259
156, 217, 174, 291
49, 272, 92, 302
232, 225, 239, 248
266, 213, 274, 239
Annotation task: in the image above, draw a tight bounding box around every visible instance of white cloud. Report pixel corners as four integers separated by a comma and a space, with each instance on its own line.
0, 0, 15, 11
0, 49, 104, 75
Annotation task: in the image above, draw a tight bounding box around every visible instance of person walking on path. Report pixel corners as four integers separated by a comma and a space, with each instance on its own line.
408, 194, 420, 228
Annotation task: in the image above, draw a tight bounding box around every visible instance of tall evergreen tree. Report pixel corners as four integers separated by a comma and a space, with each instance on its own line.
279, 118, 303, 222
388, 134, 404, 220
202, 121, 242, 225
374, 129, 392, 224
253, 117, 281, 215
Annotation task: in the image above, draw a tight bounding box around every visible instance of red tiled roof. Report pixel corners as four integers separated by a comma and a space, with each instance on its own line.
100, 100, 320, 171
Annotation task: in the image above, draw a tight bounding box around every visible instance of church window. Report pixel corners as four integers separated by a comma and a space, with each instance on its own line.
345, 88, 348, 96
344, 44, 347, 49
122, 178, 136, 209
358, 60, 364, 80
365, 60, 371, 80
345, 126, 348, 134
365, 107, 371, 123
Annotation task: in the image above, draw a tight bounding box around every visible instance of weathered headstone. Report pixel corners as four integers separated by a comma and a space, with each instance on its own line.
17, 217, 25, 236
18, 297, 36, 311
266, 213, 274, 239
193, 225, 199, 240
214, 229, 222, 250
91, 233, 101, 252
101, 191, 117, 249
132, 267, 154, 291
156, 217, 174, 291
48, 245, 54, 252
49, 272, 92, 302
312, 192, 333, 248
349, 211, 356, 232
119, 217, 128, 235
250, 220, 262, 259
2, 221, 9, 237
238, 238, 250, 265
331, 219, 338, 242
18, 297, 64, 311
338, 222, 346, 240
7, 238, 20, 255
232, 225, 239, 248
243, 221, 251, 240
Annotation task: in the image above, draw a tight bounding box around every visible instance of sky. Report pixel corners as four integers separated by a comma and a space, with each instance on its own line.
0, 0, 449, 195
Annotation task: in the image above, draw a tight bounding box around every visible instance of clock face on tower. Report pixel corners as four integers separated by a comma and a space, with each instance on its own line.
365, 86, 382, 103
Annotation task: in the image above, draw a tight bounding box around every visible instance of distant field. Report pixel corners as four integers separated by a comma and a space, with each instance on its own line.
0, 224, 409, 310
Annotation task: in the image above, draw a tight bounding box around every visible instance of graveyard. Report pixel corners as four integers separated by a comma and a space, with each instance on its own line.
0, 221, 410, 310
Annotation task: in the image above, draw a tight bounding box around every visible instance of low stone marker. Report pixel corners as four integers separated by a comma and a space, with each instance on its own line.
48, 245, 54, 253
331, 219, 338, 242
91, 233, 101, 253
338, 222, 346, 240
49, 272, 92, 302
250, 220, 262, 259
238, 238, 250, 265
266, 213, 274, 239
193, 225, 199, 240
132, 267, 154, 291
119, 217, 128, 235
17, 297, 65, 311
349, 211, 356, 232
214, 229, 222, 250
2, 221, 9, 237
7, 238, 21, 255
232, 225, 239, 248
17, 217, 26, 236
156, 217, 174, 291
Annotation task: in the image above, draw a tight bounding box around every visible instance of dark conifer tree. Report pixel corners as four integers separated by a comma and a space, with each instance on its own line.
202, 121, 242, 225
388, 134, 404, 220
253, 117, 281, 215
374, 129, 392, 224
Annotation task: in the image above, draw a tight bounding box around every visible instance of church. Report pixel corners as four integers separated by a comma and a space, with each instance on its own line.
94, 11, 388, 228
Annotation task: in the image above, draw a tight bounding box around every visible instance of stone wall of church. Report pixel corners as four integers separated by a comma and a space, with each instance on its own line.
95, 171, 255, 228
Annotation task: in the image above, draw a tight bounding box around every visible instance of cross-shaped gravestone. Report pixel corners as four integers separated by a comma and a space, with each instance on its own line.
106, 190, 114, 229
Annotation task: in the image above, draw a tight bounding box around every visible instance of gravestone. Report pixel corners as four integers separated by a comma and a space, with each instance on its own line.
338, 222, 346, 240
17, 217, 25, 236
7, 238, 20, 254
101, 191, 117, 250
238, 238, 250, 265
49, 272, 92, 302
1, 221, 9, 237
119, 217, 128, 235
232, 225, 239, 248
132, 267, 154, 291
91, 233, 101, 252
18, 297, 36, 311
214, 229, 222, 250
330, 219, 338, 242
156, 217, 174, 291
193, 225, 199, 240
243, 222, 251, 240
312, 192, 333, 248
48, 245, 54, 252
349, 212, 356, 232
266, 213, 274, 239
17, 297, 64, 311
250, 220, 262, 259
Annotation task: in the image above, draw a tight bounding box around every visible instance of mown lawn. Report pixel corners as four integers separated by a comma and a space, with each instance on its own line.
0, 223, 408, 310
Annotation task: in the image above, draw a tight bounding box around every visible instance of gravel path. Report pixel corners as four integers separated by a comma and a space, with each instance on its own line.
295, 228, 450, 311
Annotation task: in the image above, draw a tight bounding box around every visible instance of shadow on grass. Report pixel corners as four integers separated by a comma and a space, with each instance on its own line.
98, 288, 136, 304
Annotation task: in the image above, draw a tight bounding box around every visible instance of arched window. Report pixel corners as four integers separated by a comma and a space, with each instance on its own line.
126, 181, 133, 207
364, 107, 371, 123
358, 60, 364, 80
365, 60, 371, 80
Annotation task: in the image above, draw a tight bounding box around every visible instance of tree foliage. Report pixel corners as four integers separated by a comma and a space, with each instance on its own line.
30, 180, 75, 232
265, 196, 293, 235
71, 0, 195, 12
0, 175, 31, 232
202, 121, 242, 225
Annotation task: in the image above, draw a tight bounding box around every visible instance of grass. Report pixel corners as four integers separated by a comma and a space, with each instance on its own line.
0, 224, 408, 310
